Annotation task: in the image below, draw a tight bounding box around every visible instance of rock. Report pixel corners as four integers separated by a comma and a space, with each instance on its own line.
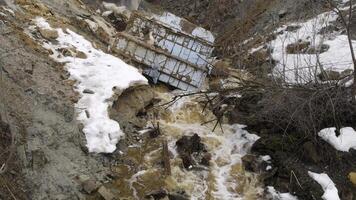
168, 191, 189, 200
25, 63, 34, 74
76, 50, 88, 59
59, 47, 87, 59
241, 154, 261, 172
176, 134, 204, 153
318, 70, 341, 81
349, 172, 356, 186
286, 41, 310, 54
60, 71, 70, 80
306, 44, 329, 54
98, 186, 116, 200
278, 9, 288, 18
83, 89, 95, 94
109, 85, 154, 128
200, 152, 211, 166
318, 25, 339, 35
83, 16, 116, 45
341, 69, 353, 77
176, 134, 210, 169
105, 10, 128, 31
39, 28, 58, 40
145, 188, 168, 199
285, 25, 301, 32
82, 179, 99, 194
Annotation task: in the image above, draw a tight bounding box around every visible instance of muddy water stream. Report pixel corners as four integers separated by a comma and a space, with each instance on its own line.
114, 88, 263, 199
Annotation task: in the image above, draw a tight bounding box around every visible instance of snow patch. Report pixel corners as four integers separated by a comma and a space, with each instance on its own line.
261, 155, 272, 163
153, 12, 215, 43
308, 171, 340, 200
267, 186, 298, 200
262, 10, 356, 84
318, 127, 356, 152
33, 17, 147, 153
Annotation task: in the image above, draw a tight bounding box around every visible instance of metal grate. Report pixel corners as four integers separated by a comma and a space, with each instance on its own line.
115, 11, 215, 91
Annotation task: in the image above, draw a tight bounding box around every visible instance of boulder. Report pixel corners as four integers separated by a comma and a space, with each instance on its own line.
109, 85, 154, 129
145, 188, 168, 199
83, 89, 95, 94
39, 28, 58, 40
286, 41, 310, 54
82, 179, 99, 194
168, 191, 189, 200
349, 172, 356, 186
59, 47, 87, 59
341, 69, 353, 77
306, 44, 330, 54
241, 154, 261, 172
285, 25, 301, 32
98, 186, 116, 200
176, 134, 210, 169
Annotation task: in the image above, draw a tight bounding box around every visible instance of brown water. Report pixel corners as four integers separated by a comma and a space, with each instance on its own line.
114, 89, 264, 199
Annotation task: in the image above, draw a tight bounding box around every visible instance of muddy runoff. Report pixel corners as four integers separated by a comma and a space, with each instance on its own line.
112, 87, 263, 200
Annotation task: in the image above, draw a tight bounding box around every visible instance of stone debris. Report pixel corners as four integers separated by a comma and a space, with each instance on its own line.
38, 28, 58, 40
98, 186, 116, 200
145, 188, 168, 199
80, 15, 117, 46
176, 134, 211, 169
59, 47, 88, 59
81, 179, 99, 194
83, 89, 95, 94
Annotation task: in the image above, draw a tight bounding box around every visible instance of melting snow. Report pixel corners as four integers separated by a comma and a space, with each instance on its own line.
153, 12, 215, 43
318, 127, 356, 152
308, 171, 340, 200
261, 155, 272, 163
267, 186, 298, 200
263, 9, 356, 84
33, 17, 147, 153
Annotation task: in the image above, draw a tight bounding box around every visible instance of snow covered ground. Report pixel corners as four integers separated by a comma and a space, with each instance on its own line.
33, 17, 147, 153
308, 171, 340, 200
153, 12, 215, 43
267, 186, 298, 200
254, 2, 356, 84
318, 127, 356, 152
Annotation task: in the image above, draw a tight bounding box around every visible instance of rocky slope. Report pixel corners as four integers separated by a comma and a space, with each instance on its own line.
1, 0, 356, 200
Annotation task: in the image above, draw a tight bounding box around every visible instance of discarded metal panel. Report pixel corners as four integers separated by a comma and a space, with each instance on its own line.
115, 11, 215, 91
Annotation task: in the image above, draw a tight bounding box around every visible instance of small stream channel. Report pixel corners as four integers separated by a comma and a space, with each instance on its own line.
113, 87, 264, 200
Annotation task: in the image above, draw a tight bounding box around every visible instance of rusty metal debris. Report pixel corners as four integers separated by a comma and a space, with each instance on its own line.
114, 11, 215, 91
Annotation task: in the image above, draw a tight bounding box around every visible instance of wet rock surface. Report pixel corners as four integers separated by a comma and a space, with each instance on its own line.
176, 134, 211, 169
